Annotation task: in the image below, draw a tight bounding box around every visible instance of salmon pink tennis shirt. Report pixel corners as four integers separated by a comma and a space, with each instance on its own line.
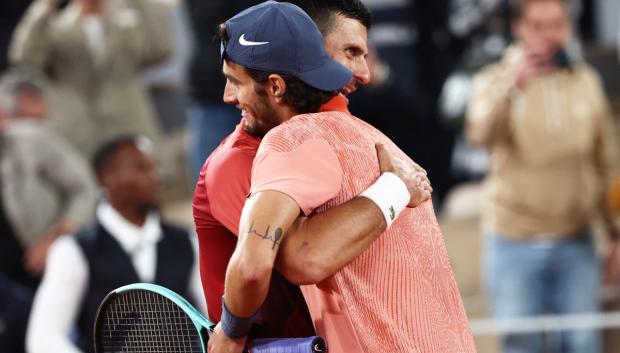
250, 95, 476, 353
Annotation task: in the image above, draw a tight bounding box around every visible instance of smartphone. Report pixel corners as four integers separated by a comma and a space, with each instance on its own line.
553, 48, 571, 69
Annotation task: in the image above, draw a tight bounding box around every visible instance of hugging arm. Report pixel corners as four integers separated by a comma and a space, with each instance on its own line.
276, 143, 431, 284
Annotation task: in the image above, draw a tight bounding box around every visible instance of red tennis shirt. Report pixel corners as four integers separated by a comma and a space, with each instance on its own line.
192, 118, 315, 338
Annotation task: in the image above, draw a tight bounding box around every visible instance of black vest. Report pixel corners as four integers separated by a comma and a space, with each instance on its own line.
75, 221, 194, 353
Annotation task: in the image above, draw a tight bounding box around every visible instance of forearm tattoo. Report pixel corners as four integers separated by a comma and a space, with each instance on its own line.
248, 220, 283, 250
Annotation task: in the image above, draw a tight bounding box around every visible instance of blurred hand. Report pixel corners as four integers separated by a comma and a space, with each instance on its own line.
512, 44, 555, 89
24, 219, 75, 276
24, 234, 55, 276
604, 239, 620, 285
49, 218, 75, 237
375, 142, 432, 208
207, 323, 246, 353
75, 0, 105, 15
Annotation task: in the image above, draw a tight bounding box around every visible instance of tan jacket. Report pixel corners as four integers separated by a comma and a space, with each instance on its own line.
0, 121, 96, 247
466, 46, 619, 239
9, 0, 171, 157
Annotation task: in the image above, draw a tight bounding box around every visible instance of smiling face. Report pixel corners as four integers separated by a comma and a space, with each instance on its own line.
222, 60, 280, 138
323, 14, 370, 95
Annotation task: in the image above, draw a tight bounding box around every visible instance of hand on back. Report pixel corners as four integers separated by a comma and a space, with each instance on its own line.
375, 143, 432, 208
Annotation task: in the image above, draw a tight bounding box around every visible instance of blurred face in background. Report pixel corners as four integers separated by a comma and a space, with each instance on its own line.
16, 89, 47, 120
102, 140, 160, 212
515, 0, 572, 60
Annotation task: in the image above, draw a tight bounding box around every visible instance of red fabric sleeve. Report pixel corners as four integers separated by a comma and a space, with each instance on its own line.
205, 147, 255, 236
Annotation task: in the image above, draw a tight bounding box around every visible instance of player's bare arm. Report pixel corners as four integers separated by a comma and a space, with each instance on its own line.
209, 190, 303, 353
276, 143, 432, 284
224, 191, 301, 316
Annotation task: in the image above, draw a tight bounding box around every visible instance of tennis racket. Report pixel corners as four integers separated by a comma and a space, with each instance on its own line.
94, 283, 326, 353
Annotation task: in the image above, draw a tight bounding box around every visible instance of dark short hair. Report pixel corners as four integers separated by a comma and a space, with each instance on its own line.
246, 68, 335, 114
217, 23, 336, 114
289, 0, 372, 34
92, 134, 140, 179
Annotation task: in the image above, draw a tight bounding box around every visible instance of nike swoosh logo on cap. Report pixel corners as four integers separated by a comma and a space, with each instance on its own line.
239, 34, 269, 46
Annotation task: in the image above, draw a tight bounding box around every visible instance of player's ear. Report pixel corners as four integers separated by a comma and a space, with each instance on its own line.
267, 74, 286, 101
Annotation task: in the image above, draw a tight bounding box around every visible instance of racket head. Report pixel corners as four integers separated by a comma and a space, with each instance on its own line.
93, 283, 215, 353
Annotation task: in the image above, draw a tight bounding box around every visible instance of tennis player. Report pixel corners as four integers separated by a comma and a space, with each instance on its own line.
208, 2, 476, 353
193, 0, 430, 341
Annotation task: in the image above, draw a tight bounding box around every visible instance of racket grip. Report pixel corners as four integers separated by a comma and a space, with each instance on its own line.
247, 336, 327, 353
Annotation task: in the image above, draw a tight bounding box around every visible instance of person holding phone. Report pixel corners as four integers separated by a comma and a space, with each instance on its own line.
466, 0, 620, 352
9, 0, 171, 158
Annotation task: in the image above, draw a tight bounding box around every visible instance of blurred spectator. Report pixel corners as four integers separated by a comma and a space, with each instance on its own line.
348, 0, 467, 205
466, 0, 619, 352
143, 0, 193, 134
0, 67, 96, 289
9, 0, 172, 158
0, 273, 32, 353
184, 0, 257, 182
26, 135, 205, 353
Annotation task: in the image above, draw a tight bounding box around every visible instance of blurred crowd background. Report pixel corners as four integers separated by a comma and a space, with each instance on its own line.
1, 0, 620, 352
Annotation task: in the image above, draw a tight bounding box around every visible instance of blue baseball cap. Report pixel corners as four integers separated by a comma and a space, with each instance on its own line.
221, 1, 352, 92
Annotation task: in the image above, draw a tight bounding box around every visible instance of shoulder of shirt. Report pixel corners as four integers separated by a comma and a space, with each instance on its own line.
196, 138, 254, 186
200, 144, 253, 205
224, 125, 260, 152
258, 112, 349, 155
206, 141, 255, 178
570, 62, 601, 82
49, 234, 86, 262
262, 112, 342, 140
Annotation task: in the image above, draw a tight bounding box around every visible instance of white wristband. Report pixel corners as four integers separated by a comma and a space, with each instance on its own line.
359, 172, 410, 228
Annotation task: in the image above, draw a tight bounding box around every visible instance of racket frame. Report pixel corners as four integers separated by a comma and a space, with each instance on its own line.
93, 283, 215, 353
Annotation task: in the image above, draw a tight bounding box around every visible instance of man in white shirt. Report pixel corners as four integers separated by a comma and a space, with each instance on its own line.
26, 135, 205, 353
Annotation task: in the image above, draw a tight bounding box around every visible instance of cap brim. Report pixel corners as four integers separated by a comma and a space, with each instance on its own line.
297, 59, 352, 92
